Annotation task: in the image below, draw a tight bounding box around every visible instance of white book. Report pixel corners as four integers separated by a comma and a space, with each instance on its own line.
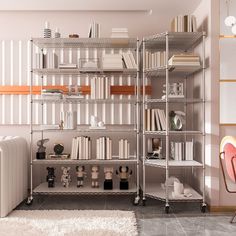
151, 109, 156, 131
128, 52, 136, 68
109, 139, 112, 160
178, 143, 182, 161
71, 137, 76, 160
147, 138, 152, 153
78, 136, 82, 160
95, 77, 100, 99
91, 77, 95, 99
127, 143, 130, 159
120, 139, 124, 159
96, 139, 100, 159
154, 109, 161, 131
106, 137, 109, 160
175, 142, 178, 161
146, 109, 151, 131
88, 138, 91, 160
122, 53, 132, 69
124, 139, 128, 159
85, 137, 88, 160
75, 137, 79, 160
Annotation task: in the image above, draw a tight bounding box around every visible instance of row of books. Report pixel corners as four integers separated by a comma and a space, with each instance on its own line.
41, 89, 63, 99
59, 63, 77, 69
35, 52, 58, 69
170, 15, 197, 33
90, 76, 110, 99
145, 109, 166, 131
60, 111, 77, 130
88, 21, 100, 38
71, 136, 91, 160
122, 52, 137, 69
168, 54, 201, 66
118, 139, 130, 159
170, 140, 194, 161
96, 137, 112, 160
145, 51, 167, 69
111, 28, 129, 38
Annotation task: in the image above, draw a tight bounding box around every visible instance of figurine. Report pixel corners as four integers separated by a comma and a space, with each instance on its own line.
104, 167, 113, 190
76, 165, 86, 187
46, 167, 55, 188
36, 138, 49, 159
61, 167, 71, 188
116, 166, 132, 190
91, 165, 99, 188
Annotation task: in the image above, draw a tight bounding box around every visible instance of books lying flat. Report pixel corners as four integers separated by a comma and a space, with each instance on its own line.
145, 108, 166, 131
102, 54, 123, 69
111, 28, 129, 38
40, 124, 60, 130
58, 63, 77, 69
96, 137, 112, 160
168, 54, 200, 66
119, 139, 130, 159
71, 136, 91, 160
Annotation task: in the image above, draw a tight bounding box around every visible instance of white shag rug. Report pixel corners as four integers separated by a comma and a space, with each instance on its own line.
0, 210, 137, 236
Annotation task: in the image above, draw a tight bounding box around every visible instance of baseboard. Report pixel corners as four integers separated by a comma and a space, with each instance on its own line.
210, 206, 236, 212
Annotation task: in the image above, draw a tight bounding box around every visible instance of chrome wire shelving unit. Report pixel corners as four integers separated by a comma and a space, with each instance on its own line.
27, 37, 141, 204
141, 31, 206, 213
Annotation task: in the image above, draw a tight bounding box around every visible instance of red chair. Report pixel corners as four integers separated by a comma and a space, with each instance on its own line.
220, 136, 236, 223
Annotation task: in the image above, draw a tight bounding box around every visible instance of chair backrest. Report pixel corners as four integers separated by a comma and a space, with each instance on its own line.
220, 136, 236, 184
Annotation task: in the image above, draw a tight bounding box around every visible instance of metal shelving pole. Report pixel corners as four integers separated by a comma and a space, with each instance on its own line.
142, 38, 146, 205
134, 38, 140, 205
201, 32, 206, 212
165, 32, 170, 213
27, 39, 34, 205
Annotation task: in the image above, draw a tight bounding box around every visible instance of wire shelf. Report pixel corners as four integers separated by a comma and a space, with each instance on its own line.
145, 98, 203, 104
144, 130, 203, 135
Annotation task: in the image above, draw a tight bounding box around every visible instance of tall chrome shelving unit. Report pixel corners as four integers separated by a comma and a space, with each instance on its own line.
141, 32, 206, 213
27, 37, 140, 205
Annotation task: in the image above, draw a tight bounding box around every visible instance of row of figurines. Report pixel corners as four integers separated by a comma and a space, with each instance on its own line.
46, 165, 132, 190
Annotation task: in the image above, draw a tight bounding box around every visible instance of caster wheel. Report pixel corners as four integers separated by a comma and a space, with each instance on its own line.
25, 197, 33, 206
133, 196, 140, 206
142, 199, 146, 206
201, 204, 206, 213
165, 205, 170, 214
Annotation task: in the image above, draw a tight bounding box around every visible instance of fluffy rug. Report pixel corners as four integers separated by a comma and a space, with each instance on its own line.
0, 210, 137, 236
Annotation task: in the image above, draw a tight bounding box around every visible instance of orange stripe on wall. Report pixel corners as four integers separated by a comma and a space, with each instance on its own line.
0, 85, 151, 95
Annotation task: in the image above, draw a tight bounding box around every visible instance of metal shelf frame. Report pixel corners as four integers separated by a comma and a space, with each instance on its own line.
141, 31, 206, 212
27, 37, 140, 204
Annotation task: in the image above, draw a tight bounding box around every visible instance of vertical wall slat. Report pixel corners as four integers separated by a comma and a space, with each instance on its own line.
1, 41, 5, 124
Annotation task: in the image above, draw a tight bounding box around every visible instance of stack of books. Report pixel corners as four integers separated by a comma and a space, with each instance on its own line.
102, 54, 123, 70
145, 109, 166, 131
71, 136, 91, 160
145, 51, 167, 69
170, 15, 197, 32
41, 89, 63, 100
122, 52, 137, 69
60, 111, 77, 130
111, 28, 129, 38
170, 140, 194, 161
168, 54, 200, 67
58, 63, 77, 69
35, 52, 58, 69
119, 139, 130, 159
90, 76, 110, 99
88, 22, 100, 38
96, 137, 112, 160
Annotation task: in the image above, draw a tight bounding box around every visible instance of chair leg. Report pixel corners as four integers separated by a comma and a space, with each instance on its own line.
230, 211, 236, 223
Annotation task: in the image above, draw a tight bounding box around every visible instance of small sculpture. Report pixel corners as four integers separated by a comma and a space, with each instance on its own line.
36, 138, 49, 159
46, 167, 55, 188
76, 165, 86, 187
61, 167, 71, 188
91, 166, 99, 188
169, 110, 186, 131
104, 167, 113, 190
116, 166, 132, 190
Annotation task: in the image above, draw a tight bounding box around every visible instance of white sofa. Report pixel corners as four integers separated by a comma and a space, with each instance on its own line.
0, 136, 28, 217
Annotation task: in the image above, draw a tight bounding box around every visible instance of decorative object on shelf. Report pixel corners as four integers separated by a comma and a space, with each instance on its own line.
69, 34, 79, 38
224, 0, 236, 34
169, 110, 185, 131
170, 15, 197, 32
104, 167, 113, 190
67, 85, 82, 97
60, 111, 77, 130
76, 166, 87, 187
54, 28, 61, 38
71, 136, 91, 160
111, 28, 129, 38
41, 89, 63, 100
47, 143, 70, 160
172, 181, 192, 198
162, 83, 184, 99
119, 139, 130, 159
96, 137, 112, 160
90, 115, 106, 129
46, 167, 56, 188
88, 21, 100, 38
36, 138, 49, 160
147, 138, 162, 159
44, 21, 51, 38
61, 167, 71, 188
91, 165, 99, 188
162, 176, 180, 188
116, 166, 132, 190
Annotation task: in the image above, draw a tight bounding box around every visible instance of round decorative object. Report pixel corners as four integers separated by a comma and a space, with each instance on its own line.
225, 15, 236, 27
54, 143, 64, 155
173, 114, 183, 130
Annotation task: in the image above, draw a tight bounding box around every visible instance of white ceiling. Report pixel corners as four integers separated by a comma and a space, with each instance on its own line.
0, 0, 202, 12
